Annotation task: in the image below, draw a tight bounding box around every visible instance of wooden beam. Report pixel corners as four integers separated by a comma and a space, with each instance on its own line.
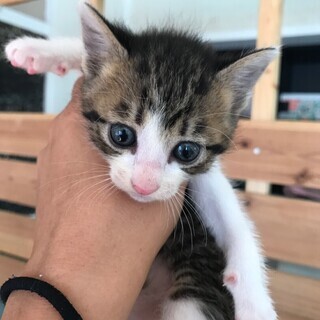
242, 193, 320, 268
270, 270, 320, 320
0, 210, 34, 259
90, 0, 104, 12
277, 311, 310, 320
252, 0, 284, 120
0, 0, 34, 5
247, 0, 284, 194
222, 120, 320, 189
0, 113, 52, 157
0, 160, 37, 207
0, 254, 25, 284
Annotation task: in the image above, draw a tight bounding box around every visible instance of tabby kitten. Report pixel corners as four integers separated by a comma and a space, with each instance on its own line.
5, 2, 278, 319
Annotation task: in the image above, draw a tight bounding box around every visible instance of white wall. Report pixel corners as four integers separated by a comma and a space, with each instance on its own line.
44, 0, 82, 114
3, 0, 320, 113
105, 0, 320, 46
10, 0, 45, 20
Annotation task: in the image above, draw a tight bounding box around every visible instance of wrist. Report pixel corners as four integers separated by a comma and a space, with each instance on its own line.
2, 290, 60, 320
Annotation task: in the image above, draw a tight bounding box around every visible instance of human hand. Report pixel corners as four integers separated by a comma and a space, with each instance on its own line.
2, 78, 185, 320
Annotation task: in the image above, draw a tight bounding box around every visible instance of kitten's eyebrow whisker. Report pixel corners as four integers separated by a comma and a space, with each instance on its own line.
195, 124, 238, 151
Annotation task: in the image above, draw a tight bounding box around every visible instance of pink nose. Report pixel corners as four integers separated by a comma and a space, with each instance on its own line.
131, 182, 159, 196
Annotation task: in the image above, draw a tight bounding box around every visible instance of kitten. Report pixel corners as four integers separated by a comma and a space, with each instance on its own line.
5, 3, 278, 320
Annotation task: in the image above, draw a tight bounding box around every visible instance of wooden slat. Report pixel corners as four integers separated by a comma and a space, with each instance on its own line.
0, 0, 34, 5
0, 210, 34, 259
0, 159, 37, 206
0, 255, 25, 285
252, 0, 283, 120
223, 120, 320, 189
90, 0, 104, 12
246, 0, 283, 194
278, 311, 309, 320
242, 192, 320, 268
270, 270, 320, 320
0, 113, 52, 157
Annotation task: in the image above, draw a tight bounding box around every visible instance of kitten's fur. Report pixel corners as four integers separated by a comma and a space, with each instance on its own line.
5, 3, 278, 319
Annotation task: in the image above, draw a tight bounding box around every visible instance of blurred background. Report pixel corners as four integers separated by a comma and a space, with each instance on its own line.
1, 0, 320, 116
0, 1, 320, 319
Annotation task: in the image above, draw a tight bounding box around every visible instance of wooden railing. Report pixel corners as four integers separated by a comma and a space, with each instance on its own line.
0, 0, 35, 5
0, 114, 319, 319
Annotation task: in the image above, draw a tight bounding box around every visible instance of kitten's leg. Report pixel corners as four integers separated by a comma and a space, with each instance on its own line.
189, 163, 277, 320
159, 193, 235, 320
5, 37, 83, 75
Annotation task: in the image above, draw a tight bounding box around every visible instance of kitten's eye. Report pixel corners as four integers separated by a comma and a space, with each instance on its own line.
110, 124, 136, 148
173, 142, 201, 163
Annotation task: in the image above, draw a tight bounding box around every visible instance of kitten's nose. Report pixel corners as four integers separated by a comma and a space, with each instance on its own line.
131, 181, 159, 196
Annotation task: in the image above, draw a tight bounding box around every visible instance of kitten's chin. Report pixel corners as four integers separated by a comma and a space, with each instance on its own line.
128, 190, 176, 203
129, 192, 160, 203
130, 193, 153, 203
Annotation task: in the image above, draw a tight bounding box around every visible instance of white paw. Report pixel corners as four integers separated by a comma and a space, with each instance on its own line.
223, 271, 277, 320
5, 37, 70, 76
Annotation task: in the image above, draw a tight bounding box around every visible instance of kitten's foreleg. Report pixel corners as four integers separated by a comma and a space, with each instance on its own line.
189, 163, 277, 320
5, 37, 83, 75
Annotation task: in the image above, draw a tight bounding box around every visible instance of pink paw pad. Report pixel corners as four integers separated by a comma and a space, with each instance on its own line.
223, 272, 239, 285
11, 59, 19, 67
55, 64, 68, 76
27, 67, 37, 75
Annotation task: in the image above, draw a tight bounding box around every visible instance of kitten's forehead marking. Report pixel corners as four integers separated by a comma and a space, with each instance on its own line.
136, 114, 167, 166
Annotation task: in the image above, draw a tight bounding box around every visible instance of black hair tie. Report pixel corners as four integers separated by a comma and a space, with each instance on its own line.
1, 276, 82, 320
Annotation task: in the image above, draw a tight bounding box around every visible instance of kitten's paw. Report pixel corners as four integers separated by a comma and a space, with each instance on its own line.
5, 37, 70, 76
224, 269, 277, 320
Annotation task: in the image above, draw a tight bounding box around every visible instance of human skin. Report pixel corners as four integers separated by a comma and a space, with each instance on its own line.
2, 79, 184, 320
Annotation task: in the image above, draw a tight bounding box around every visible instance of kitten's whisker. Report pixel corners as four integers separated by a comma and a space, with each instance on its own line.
180, 190, 208, 246
87, 180, 116, 211
55, 173, 111, 197
39, 168, 109, 189
48, 160, 109, 168
174, 194, 194, 253
170, 196, 184, 251
102, 185, 119, 201
166, 198, 177, 244
72, 177, 111, 206
162, 201, 171, 235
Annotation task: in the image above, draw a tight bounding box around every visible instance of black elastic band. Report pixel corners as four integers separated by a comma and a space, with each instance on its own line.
1, 276, 82, 320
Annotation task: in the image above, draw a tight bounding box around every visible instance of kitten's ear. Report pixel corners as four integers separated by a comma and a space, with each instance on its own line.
215, 47, 279, 111
79, 1, 127, 76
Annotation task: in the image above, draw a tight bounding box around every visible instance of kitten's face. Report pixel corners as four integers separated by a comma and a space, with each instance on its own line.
82, 58, 233, 202
80, 4, 277, 202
